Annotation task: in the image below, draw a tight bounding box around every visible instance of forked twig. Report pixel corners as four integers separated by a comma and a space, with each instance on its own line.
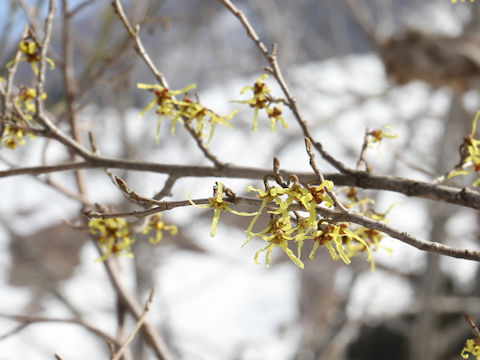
111, 287, 156, 360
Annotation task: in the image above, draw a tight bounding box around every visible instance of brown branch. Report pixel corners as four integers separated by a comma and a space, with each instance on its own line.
356, 128, 372, 172
327, 208, 480, 262
61, 0, 89, 198
84, 193, 480, 263
34, 0, 56, 122
100, 254, 173, 360
2, 157, 480, 210
112, 0, 226, 168
69, 0, 98, 16
0, 312, 120, 346
153, 175, 179, 200
304, 137, 347, 211
111, 287, 156, 360
111, 0, 168, 87
343, 0, 378, 46
217, 0, 352, 173
1, 26, 29, 137
183, 121, 227, 168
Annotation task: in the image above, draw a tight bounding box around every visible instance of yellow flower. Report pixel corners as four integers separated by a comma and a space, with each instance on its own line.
308, 222, 375, 271
2, 126, 28, 149
0, 87, 46, 149
187, 182, 255, 237
177, 96, 237, 143
16, 87, 47, 119
142, 214, 178, 244
6, 39, 55, 75
248, 217, 304, 269
138, 83, 236, 143
89, 218, 134, 261
245, 185, 292, 235
448, 111, 480, 186
138, 83, 196, 140
233, 74, 287, 131
266, 102, 287, 132
461, 338, 480, 359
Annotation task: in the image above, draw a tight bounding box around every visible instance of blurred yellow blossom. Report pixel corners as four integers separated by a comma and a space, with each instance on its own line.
461, 339, 480, 360
142, 214, 178, 244
6, 39, 55, 75
89, 218, 134, 261
448, 111, 480, 186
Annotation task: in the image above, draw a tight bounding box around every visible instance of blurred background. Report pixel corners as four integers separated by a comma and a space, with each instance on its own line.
1, 0, 480, 359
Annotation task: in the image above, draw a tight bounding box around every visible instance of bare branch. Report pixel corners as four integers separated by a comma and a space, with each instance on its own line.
83, 192, 480, 263
111, 287, 156, 360
0, 312, 119, 346
100, 255, 173, 360
2, 157, 480, 211
217, 0, 352, 173
61, 0, 89, 197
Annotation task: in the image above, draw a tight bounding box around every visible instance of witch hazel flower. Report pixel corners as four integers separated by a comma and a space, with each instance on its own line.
234, 74, 287, 132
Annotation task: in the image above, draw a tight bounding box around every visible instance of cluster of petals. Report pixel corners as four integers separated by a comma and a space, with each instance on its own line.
244, 180, 375, 270
448, 111, 480, 186
234, 74, 287, 132
138, 83, 237, 143
1, 87, 45, 149
187, 182, 256, 237
6, 39, 55, 75
461, 338, 480, 360
142, 214, 178, 244
89, 218, 135, 261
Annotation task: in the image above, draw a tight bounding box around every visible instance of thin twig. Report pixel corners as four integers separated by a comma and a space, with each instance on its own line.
183, 121, 226, 168
304, 137, 347, 211
111, 0, 167, 86
61, 0, 89, 198
34, 0, 56, 123
100, 254, 173, 360
69, 0, 97, 17
112, 0, 227, 168
356, 129, 372, 172
0, 313, 120, 346
218, 0, 352, 173
111, 287, 156, 360
153, 175, 179, 200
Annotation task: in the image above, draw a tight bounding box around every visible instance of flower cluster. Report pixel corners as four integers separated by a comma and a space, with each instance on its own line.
234, 74, 287, 132
187, 182, 255, 237
142, 214, 178, 244
16, 87, 46, 119
448, 111, 480, 186
138, 83, 237, 143
89, 218, 135, 261
462, 339, 480, 359
1, 87, 45, 149
244, 177, 375, 270
345, 186, 393, 254
6, 38, 55, 75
